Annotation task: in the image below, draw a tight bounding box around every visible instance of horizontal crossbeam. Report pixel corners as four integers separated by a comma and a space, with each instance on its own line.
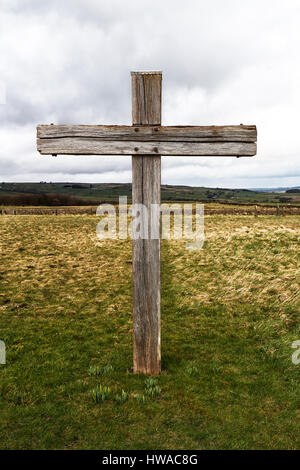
37, 125, 257, 156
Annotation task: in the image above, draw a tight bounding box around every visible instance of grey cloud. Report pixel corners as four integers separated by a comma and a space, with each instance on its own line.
0, 0, 299, 187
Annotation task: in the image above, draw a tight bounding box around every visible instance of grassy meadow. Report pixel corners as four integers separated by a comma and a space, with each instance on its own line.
0, 210, 299, 449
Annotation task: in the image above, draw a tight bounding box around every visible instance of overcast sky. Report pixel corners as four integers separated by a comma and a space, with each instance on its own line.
0, 0, 299, 188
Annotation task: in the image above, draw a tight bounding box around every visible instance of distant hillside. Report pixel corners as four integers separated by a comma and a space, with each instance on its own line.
0, 182, 299, 206
251, 186, 300, 193
286, 188, 300, 194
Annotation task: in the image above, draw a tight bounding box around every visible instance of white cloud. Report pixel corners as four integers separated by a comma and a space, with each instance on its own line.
0, 0, 299, 187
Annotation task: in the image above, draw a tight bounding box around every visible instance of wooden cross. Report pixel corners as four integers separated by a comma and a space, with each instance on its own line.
37, 71, 257, 375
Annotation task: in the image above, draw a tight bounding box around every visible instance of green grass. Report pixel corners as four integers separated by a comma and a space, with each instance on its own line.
0, 213, 299, 449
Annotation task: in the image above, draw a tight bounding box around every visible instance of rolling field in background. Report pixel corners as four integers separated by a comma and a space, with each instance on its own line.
1, 182, 300, 206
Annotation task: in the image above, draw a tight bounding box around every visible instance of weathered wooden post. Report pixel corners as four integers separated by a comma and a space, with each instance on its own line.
131, 72, 162, 375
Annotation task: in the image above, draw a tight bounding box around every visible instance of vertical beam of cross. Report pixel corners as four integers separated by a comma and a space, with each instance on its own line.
131, 71, 162, 375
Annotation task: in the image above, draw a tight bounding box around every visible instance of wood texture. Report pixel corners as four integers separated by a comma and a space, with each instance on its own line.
37, 124, 256, 142
132, 72, 161, 375
37, 138, 256, 156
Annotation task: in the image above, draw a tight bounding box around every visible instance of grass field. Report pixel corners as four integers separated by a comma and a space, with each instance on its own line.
0, 212, 299, 449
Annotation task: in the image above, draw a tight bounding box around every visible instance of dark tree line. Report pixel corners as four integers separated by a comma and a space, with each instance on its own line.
0, 193, 96, 206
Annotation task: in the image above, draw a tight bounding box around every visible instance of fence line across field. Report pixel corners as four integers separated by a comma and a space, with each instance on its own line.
1, 205, 298, 216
